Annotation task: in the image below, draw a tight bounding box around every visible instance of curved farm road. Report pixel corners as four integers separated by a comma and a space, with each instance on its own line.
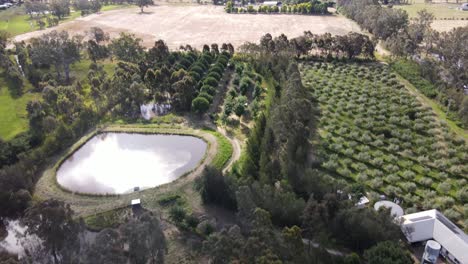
217, 126, 241, 174
13, 4, 361, 49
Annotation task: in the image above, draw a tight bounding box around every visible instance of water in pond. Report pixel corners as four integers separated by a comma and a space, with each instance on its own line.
0, 219, 40, 257
56, 133, 207, 194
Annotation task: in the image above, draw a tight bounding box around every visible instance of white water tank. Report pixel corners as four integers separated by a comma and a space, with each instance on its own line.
421, 240, 441, 264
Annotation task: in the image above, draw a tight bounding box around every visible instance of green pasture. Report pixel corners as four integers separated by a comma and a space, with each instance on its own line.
0, 4, 133, 36
394, 3, 468, 19
0, 76, 39, 140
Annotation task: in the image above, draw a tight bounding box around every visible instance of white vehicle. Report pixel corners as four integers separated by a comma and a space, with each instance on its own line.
461, 3, 468, 11
0, 4, 8, 9
5, 2, 13, 7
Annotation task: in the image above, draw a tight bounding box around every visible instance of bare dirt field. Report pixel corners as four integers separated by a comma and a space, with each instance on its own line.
13, 4, 361, 49
431, 20, 468, 32
394, 1, 468, 32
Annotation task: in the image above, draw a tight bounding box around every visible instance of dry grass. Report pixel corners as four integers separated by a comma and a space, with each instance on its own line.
394, 2, 468, 31
13, 4, 361, 49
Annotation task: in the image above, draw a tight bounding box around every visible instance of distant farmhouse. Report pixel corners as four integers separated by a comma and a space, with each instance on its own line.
262, 1, 282, 7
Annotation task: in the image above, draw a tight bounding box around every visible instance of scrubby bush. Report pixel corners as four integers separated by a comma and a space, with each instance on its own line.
200, 85, 216, 96
192, 97, 210, 114
203, 77, 218, 87
197, 92, 213, 103
207, 71, 221, 81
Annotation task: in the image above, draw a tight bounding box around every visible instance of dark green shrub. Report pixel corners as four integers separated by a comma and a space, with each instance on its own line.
190, 65, 204, 76
200, 85, 216, 95
203, 77, 218, 87
207, 71, 221, 81
210, 64, 224, 75
192, 97, 210, 113
169, 206, 187, 224
239, 77, 253, 95
198, 92, 213, 103
390, 59, 437, 98
189, 71, 201, 82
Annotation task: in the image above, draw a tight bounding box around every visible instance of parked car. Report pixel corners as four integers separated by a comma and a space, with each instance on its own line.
461, 3, 468, 11
0, 4, 8, 9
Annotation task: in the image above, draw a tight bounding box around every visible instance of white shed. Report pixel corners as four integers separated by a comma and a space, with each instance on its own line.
131, 198, 141, 207
374, 200, 404, 218
400, 210, 468, 264
262, 1, 280, 6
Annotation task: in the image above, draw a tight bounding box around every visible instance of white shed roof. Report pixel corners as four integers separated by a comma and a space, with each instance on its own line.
356, 196, 369, 206
131, 199, 141, 205
374, 200, 404, 217
400, 209, 468, 264
263, 1, 278, 6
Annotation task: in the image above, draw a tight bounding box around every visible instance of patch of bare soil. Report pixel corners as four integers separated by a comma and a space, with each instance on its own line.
432, 20, 468, 31
14, 4, 361, 49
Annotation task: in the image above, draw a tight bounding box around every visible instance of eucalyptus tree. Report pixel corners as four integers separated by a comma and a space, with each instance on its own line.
29, 31, 82, 83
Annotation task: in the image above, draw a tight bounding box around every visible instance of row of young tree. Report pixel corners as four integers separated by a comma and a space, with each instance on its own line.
240, 32, 375, 61
337, 0, 468, 126
194, 34, 411, 263
225, 0, 329, 15
25, 0, 152, 22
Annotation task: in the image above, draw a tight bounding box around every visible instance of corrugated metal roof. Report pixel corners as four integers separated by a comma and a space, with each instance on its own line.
400, 209, 468, 263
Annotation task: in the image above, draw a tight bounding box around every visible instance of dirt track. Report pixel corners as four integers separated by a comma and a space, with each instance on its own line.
13, 4, 361, 49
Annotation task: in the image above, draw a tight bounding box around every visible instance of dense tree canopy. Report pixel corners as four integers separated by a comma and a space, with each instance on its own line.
109, 33, 144, 63
29, 30, 82, 83
22, 199, 81, 264
363, 241, 413, 264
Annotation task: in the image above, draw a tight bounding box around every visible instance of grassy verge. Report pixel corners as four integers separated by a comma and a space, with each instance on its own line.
204, 130, 233, 170
0, 13, 39, 35
0, 73, 40, 140
101, 4, 134, 12
84, 206, 131, 231
396, 75, 468, 140
0, 7, 79, 36
389, 59, 437, 98
394, 3, 468, 20
0, 4, 133, 36
69, 58, 116, 80
382, 58, 467, 140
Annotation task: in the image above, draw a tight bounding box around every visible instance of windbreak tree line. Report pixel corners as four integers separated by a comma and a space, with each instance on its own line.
225, 0, 329, 15
337, 0, 468, 127
0, 32, 24, 97
194, 34, 410, 263
24, 0, 153, 30
240, 32, 375, 61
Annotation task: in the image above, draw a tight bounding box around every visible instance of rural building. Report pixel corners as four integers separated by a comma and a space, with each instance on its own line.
262, 1, 282, 7
355, 196, 369, 208
400, 209, 468, 264
131, 198, 143, 216
374, 200, 404, 218
131, 199, 141, 208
